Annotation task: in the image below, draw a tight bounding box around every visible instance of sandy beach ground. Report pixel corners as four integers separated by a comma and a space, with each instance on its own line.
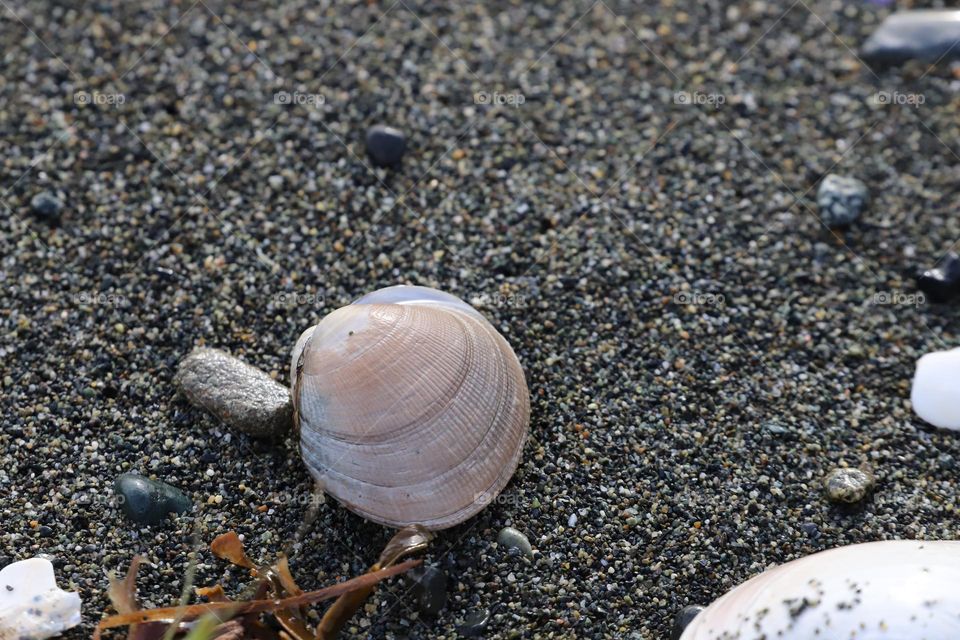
2, 0, 959, 638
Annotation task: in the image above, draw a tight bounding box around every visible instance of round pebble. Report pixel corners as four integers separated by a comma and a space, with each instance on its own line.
114, 474, 192, 525
29, 192, 62, 221
365, 124, 407, 167
916, 252, 960, 303
824, 467, 875, 504
497, 526, 533, 559
816, 174, 868, 227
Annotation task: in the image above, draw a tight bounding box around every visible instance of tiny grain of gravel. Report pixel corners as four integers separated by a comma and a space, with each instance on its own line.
2, 1, 960, 638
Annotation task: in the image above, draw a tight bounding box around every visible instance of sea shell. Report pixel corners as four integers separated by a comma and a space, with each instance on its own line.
0, 557, 82, 640
680, 540, 960, 639
911, 346, 960, 431
291, 285, 530, 529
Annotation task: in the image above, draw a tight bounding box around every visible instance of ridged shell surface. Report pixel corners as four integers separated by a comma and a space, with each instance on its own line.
292, 285, 530, 529
680, 540, 960, 640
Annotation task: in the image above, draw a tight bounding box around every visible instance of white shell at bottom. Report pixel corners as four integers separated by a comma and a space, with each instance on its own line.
911, 347, 960, 431
681, 540, 960, 640
0, 557, 82, 640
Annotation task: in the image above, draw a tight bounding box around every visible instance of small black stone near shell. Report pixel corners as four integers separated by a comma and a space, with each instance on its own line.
406, 564, 447, 616
916, 252, 960, 303
365, 125, 407, 167
670, 605, 704, 640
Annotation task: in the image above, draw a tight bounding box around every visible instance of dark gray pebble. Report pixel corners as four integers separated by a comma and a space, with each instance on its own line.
816, 174, 867, 228
174, 347, 293, 438
458, 608, 491, 637
824, 467, 875, 504
365, 125, 406, 167
862, 11, 960, 66
670, 605, 704, 640
406, 564, 447, 616
497, 526, 534, 559
916, 252, 960, 303
29, 191, 62, 221
800, 522, 820, 539
114, 473, 192, 525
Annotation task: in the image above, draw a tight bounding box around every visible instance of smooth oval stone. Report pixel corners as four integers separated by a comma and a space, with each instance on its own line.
174, 347, 293, 438
671, 605, 704, 640
114, 473, 192, 525
459, 608, 491, 637
862, 11, 960, 67
824, 467, 874, 504
497, 526, 533, 559
406, 565, 447, 616
30, 192, 62, 222
916, 252, 960, 303
365, 125, 406, 167
816, 174, 867, 228
911, 347, 960, 430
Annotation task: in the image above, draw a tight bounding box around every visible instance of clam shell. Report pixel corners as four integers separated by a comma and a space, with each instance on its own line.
680, 540, 960, 639
292, 285, 530, 529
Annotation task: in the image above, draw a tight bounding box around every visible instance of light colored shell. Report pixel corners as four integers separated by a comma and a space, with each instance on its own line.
911, 346, 960, 431
0, 557, 82, 640
291, 285, 530, 530
680, 540, 960, 640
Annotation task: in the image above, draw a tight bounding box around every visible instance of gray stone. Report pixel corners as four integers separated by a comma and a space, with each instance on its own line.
29, 192, 62, 221
824, 467, 875, 504
816, 174, 868, 227
114, 473, 191, 525
497, 526, 533, 559
862, 11, 960, 67
406, 564, 447, 616
365, 125, 406, 167
671, 605, 704, 640
174, 347, 293, 438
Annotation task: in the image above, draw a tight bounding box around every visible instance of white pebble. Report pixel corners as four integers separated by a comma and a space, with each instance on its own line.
568, 513, 578, 528
0, 558, 82, 639
911, 347, 960, 431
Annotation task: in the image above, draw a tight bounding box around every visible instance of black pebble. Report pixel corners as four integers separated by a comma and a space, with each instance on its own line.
114, 473, 192, 525
406, 564, 447, 616
459, 608, 491, 637
30, 191, 63, 221
800, 522, 820, 539
916, 252, 960, 303
365, 125, 407, 167
37, 525, 53, 537
670, 605, 704, 640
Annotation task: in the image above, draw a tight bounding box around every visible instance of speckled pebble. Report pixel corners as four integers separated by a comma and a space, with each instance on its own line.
816, 174, 868, 227
824, 467, 875, 504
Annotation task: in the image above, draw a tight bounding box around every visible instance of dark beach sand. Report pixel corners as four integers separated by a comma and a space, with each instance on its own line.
2, 0, 959, 637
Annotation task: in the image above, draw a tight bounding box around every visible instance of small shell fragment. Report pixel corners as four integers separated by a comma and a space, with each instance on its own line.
174, 347, 293, 438
911, 346, 960, 431
0, 557, 82, 640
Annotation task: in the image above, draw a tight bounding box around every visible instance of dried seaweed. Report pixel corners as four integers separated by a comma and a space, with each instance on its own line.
96, 527, 429, 640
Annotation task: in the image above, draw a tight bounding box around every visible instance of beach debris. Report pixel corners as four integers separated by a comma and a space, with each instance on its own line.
29, 191, 63, 222
680, 540, 960, 639
95, 526, 431, 640
670, 605, 704, 640
174, 347, 293, 439
824, 467, 875, 504
405, 565, 447, 616
862, 10, 960, 66
916, 252, 960, 303
497, 526, 534, 559
816, 174, 867, 228
911, 347, 960, 431
365, 124, 407, 167
0, 557, 82, 640
114, 473, 192, 525
293, 285, 529, 529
